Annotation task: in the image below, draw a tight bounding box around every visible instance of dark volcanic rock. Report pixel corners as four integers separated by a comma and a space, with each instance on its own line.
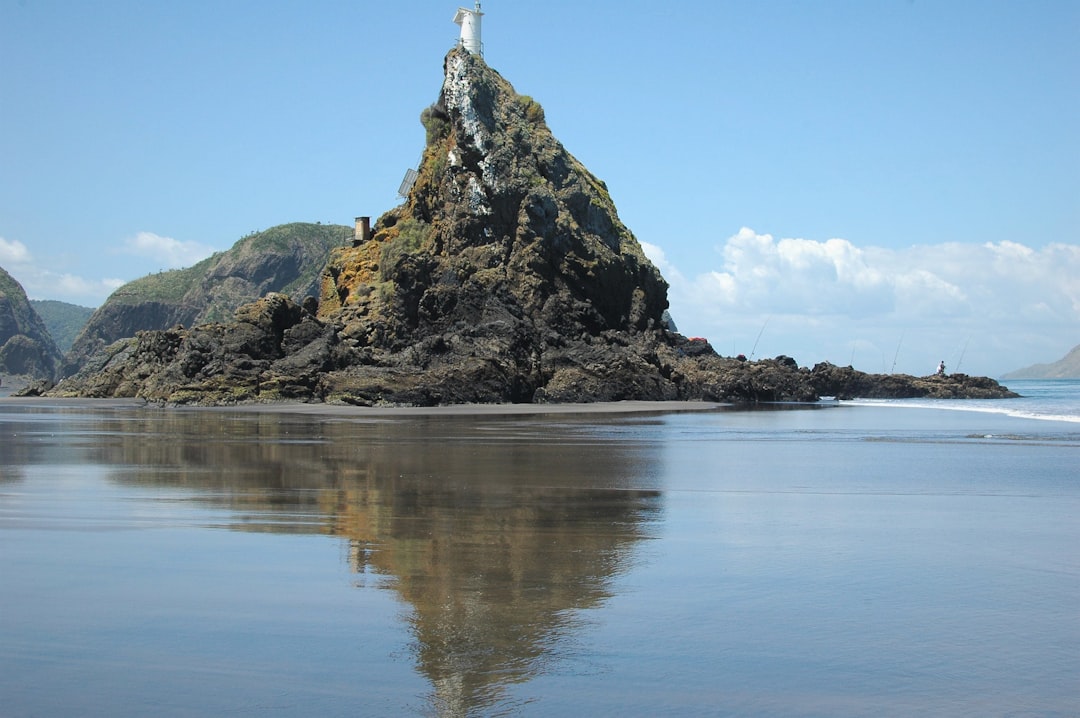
312, 48, 671, 404
0, 266, 63, 381
61, 223, 347, 378
48, 50, 1017, 406
809, 362, 1018, 400
53, 293, 336, 403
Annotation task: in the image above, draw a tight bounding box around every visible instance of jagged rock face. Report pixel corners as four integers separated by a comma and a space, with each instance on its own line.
309, 48, 676, 403
62, 223, 347, 377
51, 293, 340, 403
0, 266, 63, 380
62, 301, 189, 378
808, 362, 1019, 399
46, 51, 1018, 406
45, 297, 1017, 406
322, 48, 667, 342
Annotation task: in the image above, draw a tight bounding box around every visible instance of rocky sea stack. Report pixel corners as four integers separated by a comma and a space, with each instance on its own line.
47, 48, 1016, 405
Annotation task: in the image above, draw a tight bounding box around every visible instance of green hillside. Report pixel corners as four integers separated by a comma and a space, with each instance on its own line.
62, 222, 349, 376
30, 300, 96, 354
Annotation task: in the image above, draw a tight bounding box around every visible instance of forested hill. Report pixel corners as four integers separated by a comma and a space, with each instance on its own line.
30, 300, 95, 354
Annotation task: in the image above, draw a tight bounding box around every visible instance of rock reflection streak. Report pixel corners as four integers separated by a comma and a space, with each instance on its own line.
31, 405, 667, 716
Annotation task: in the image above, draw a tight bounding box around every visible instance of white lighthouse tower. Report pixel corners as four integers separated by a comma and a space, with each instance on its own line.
453, 2, 484, 57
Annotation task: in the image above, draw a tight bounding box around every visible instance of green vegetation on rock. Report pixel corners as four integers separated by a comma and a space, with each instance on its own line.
0, 266, 63, 379
61, 222, 348, 377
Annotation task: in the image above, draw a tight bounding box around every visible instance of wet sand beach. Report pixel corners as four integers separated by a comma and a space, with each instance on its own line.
2, 393, 1077, 716
1, 396, 728, 416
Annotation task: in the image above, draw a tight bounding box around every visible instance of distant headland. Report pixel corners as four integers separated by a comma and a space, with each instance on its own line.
1002, 344, 1080, 379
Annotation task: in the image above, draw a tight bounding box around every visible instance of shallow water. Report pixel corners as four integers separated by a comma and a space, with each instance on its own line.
851, 378, 1080, 425
1, 400, 1078, 717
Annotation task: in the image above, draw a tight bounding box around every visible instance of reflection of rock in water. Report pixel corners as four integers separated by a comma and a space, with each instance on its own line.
342, 481, 660, 716
96, 408, 663, 715
0, 406, 99, 475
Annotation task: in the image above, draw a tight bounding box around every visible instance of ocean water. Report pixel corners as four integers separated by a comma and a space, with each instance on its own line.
850, 378, 1080, 425
1, 385, 1077, 717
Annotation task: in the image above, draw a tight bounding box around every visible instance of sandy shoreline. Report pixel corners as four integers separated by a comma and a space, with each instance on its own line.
0, 396, 731, 417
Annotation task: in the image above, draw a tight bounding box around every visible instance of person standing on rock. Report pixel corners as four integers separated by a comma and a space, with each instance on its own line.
937, 361, 946, 376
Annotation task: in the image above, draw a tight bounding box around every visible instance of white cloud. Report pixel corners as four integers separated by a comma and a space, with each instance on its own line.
641, 240, 683, 285
1, 230, 215, 307
9, 266, 123, 307
121, 231, 214, 269
52, 273, 125, 297
1, 235, 119, 306
657, 228, 1080, 377
0, 237, 32, 265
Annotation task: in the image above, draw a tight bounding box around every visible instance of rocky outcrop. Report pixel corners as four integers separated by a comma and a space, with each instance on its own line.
808, 362, 1018, 399
51, 294, 333, 402
48, 302, 1016, 407
60, 223, 347, 377
0, 266, 63, 381
315, 49, 668, 397
48, 50, 1017, 406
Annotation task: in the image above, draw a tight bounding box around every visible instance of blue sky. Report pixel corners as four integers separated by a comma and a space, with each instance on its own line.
1, 0, 1077, 377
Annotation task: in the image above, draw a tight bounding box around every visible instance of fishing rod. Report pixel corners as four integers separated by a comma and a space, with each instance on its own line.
955, 338, 970, 373
749, 317, 769, 360
890, 333, 904, 374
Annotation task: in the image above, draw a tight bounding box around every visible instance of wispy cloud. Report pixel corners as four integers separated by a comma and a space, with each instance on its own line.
645, 229, 1080, 376
7, 266, 124, 307
120, 231, 215, 269
0, 237, 32, 264
2, 230, 216, 307
2, 235, 124, 307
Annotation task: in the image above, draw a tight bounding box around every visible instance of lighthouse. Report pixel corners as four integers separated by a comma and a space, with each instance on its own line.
453, 2, 484, 57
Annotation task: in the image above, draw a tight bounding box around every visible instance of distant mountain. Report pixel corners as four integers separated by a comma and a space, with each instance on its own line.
30, 300, 95, 354
1002, 344, 1080, 379
0, 266, 63, 380
61, 222, 348, 377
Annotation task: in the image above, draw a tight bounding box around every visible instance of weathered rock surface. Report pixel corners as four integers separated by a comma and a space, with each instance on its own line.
48, 50, 1017, 406
0, 266, 63, 381
60, 223, 347, 378
808, 361, 1018, 399
48, 293, 1017, 404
